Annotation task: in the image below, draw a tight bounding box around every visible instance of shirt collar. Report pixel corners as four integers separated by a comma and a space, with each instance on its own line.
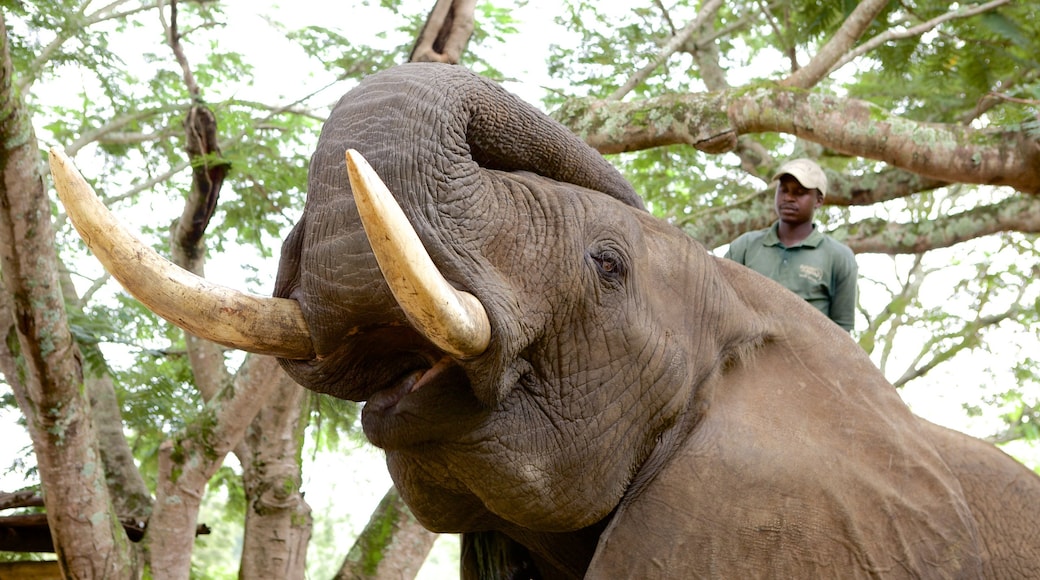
762, 221, 824, 248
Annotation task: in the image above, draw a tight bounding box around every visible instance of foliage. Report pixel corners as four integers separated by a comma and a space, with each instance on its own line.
190, 473, 245, 580
859, 2, 1040, 124
307, 393, 363, 453
284, 24, 403, 79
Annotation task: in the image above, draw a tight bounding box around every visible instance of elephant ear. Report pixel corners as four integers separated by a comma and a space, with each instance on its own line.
450, 65, 646, 210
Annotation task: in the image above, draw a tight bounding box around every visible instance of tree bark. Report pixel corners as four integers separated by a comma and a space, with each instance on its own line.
239, 374, 312, 579
146, 354, 286, 579
86, 374, 154, 524
335, 486, 437, 580
409, 0, 476, 64
0, 13, 139, 578
556, 88, 1040, 194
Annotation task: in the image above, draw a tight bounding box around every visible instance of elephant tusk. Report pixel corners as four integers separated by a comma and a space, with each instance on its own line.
49, 147, 315, 360
345, 149, 491, 358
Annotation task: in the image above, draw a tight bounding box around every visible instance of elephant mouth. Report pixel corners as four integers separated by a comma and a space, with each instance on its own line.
359, 343, 486, 450
366, 354, 455, 414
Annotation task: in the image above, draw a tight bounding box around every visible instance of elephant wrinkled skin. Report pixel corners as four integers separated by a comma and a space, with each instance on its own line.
56, 63, 1040, 578
272, 63, 1040, 578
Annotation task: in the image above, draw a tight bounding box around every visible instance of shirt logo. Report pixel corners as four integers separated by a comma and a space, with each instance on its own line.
799, 264, 823, 284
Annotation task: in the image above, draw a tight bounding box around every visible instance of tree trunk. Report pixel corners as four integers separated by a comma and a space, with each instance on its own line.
86, 374, 154, 524
145, 354, 286, 579
57, 265, 155, 526
335, 487, 437, 580
409, 0, 476, 64
239, 375, 312, 579
0, 13, 139, 578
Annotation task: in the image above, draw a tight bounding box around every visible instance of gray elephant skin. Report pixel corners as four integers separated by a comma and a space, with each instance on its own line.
60, 63, 1040, 578
270, 63, 1040, 578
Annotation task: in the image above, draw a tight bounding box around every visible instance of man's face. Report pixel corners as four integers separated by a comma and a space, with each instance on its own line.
774, 175, 822, 226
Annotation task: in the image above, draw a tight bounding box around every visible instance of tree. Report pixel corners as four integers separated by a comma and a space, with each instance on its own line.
1, 0, 1037, 577
1, 0, 319, 576
0, 9, 140, 576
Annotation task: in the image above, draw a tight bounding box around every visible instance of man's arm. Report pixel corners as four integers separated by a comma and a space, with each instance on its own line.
829, 249, 859, 332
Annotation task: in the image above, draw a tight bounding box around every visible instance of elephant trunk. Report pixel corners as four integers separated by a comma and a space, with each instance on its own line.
345, 149, 490, 358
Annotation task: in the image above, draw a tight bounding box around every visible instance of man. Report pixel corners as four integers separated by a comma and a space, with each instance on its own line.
725, 158, 858, 332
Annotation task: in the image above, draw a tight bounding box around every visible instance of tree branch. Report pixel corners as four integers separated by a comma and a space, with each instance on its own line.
733, 89, 1040, 193
827, 0, 1012, 79
555, 90, 737, 154
756, 0, 795, 71
987, 402, 1040, 445
826, 167, 949, 207
856, 254, 929, 360
161, 0, 201, 101
409, 0, 476, 64
19, 0, 156, 94
239, 373, 312, 579
609, 0, 724, 101
66, 104, 186, 155
682, 187, 1040, 253
893, 305, 1024, 388
556, 88, 1040, 194
148, 354, 286, 578
782, 0, 889, 90
844, 196, 1040, 254
336, 486, 436, 579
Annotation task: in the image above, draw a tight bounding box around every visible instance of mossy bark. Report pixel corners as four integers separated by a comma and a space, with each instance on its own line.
335, 486, 437, 580
0, 13, 140, 578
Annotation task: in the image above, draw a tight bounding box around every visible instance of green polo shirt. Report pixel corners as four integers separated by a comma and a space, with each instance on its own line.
725, 222, 858, 331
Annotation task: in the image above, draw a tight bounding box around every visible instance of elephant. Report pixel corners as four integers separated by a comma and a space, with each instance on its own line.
51, 62, 1040, 578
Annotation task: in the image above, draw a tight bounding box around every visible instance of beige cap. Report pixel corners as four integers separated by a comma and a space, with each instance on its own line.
772, 158, 827, 197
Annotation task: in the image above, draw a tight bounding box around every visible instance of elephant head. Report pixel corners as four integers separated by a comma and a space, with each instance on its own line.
269, 63, 750, 539
52, 63, 1040, 578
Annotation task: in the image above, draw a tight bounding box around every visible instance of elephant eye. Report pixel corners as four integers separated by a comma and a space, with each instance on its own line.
590, 249, 626, 281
